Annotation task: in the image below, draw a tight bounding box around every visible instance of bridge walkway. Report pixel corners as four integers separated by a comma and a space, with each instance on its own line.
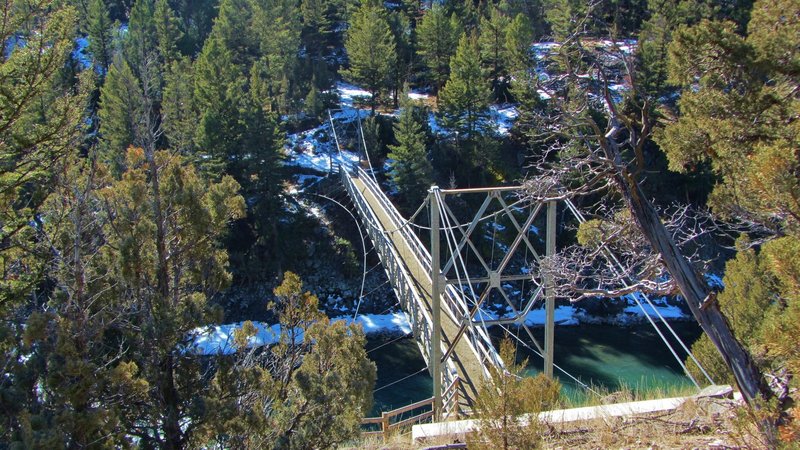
345, 171, 487, 411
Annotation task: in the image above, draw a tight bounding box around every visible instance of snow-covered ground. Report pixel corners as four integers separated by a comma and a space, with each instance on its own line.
188, 312, 413, 356
283, 81, 527, 176
473, 297, 688, 329
189, 298, 688, 356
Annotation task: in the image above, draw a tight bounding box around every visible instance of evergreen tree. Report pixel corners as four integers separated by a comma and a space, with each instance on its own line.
343, 0, 396, 113
20, 156, 149, 447
660, 6, 799, 427
124, 0, 158, 75
193, 34, 243, 175
479, 5, 511, 102
388, 104, 433, 207
154, 0, 183, 65
162, 57, 196, 154
505, 0, 546, 38
99, 148, 245, 448
251, 0, 302, 114
98, 58, 142, 171
416, 3, 461, 100
301, 0, 333, 59
198, 273, 376, 448
194, 28, 286, 276
388, 11, 414, 107
86, 0, 114, 75
439, 33, 491, 139
504, 13, 535, 75
544, 0, 587, 40
209, 0, 258, 68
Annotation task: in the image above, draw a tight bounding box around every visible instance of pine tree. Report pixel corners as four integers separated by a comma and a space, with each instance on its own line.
251, 0, 302, 114
388, 104, 433, 207
124, 0, 158, 75
439, 33, 491, 139
504, 13, 535, 75
479, 5, 511, 102
154, 0, 183, 65
343, 0, 396, 113
98, 58, 142, 172
198, 272, 376, 448
416, 3, 461, 100
208, 0, 258, 68
544, 0, 587, 41
193, 34, 243, 174
86, 0, 114, 75
162, 57, 196, 154
301, 0, 333, 59
388, 11, 414, 108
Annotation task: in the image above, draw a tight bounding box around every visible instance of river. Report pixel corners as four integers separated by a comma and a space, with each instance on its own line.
365, 322, 703, 416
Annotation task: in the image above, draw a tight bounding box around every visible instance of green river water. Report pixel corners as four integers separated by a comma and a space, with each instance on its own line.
365, 322, 703, 416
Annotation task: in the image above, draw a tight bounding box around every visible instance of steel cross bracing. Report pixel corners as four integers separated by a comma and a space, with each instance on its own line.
431, 186, 559, 378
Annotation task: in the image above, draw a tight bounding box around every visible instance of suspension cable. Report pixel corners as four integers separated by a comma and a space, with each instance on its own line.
563, 198, 713, 386
373, 367, 429, 393
299, 192, 369, 320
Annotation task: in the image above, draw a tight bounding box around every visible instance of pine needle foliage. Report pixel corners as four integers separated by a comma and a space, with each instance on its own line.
468, 339, 561, 450
388, 103, 433, 207
343, 0, 396, 113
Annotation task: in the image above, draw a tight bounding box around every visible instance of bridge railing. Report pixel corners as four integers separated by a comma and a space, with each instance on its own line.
360, 377, 461, 441
341, 169, 434, 367
353, 168, 504, 379
349, 168, 504, 384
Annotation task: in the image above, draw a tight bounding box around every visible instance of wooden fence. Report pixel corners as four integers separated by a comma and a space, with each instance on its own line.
362, 377, 461, 441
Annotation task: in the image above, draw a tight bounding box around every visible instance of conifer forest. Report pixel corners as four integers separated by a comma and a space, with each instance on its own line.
0, 0, 798, 447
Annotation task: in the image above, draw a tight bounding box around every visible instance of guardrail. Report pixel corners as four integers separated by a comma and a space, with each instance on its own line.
361, 377, 461, 441
344, 169, 461, 391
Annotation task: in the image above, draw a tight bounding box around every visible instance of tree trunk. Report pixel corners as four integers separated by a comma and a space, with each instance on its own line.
612, 167, 778, 444
161, 354, 182, 450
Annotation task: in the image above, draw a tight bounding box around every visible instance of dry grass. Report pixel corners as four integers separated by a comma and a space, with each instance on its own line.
348, 396, 763, 449
541, 396, 761, 449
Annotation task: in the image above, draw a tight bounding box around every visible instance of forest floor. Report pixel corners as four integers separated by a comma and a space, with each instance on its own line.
353, 395, 762, 449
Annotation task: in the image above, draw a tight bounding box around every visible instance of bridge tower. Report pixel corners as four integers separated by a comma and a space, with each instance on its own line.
427, 184, 560, 404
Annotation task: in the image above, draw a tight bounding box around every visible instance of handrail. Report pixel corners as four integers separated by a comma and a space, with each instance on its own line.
360, 376, 463, 441
354, 167, 504, 377
341, 171, 435, 366
344, 167, 504, 410
361, 397, 435, 441
347, 169, 464, 387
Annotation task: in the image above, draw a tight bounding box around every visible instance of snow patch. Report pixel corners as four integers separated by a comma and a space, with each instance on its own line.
336, 81, 372, 107
187, 312, 412, 356
489, 104, 519, 135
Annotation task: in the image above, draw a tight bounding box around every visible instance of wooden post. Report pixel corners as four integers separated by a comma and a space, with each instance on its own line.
381, 411, 390, 443
430, 186, 443, 419
544, 200, 556, 378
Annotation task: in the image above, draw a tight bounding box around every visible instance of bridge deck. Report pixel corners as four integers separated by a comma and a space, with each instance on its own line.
349, 175, 485, 408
